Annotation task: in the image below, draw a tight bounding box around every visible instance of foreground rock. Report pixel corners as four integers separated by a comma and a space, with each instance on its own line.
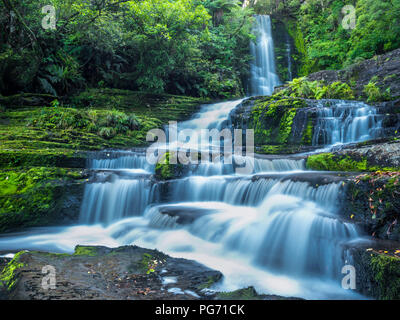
346, 241, 400, 300
0, 245, 298, 300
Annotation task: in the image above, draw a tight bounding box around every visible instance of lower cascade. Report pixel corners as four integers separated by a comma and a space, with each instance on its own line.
0, 96, 382, 299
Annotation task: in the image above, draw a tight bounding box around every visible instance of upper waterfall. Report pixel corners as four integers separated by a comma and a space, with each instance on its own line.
250, 15, 281, 96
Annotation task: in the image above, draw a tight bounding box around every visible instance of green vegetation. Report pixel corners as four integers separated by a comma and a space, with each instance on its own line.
155, 152, 186, 180
0, 88, 206, 232
306, 153, 368, 172
371, 252, 400, 300
363, 81, 392, 103
0, 251, 27, 291
74, 246, 100, 257
0, 0, 255, 99
276, 77, 355, 100
216, 287, 264, 300
197, 274, 222, 290
253, 0, 400, 73
0, 167, 85, 232
307, 153, 400, 172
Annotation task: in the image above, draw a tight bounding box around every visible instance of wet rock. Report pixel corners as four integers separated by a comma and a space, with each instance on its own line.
252, 171, 353, 187
346, 241, 400, 299
341, 172, 400, 242
0, 245, 223, 300
155, 205, 216, 225
216, 286, 303, 300
0, 245, 305, 300
335, 140, 400, 169
306, 48, 400, 100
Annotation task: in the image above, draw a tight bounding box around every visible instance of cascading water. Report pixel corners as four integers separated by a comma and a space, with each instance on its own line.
250, 15, 281, 96
286, 34, 293, 81
312, 100, 384, 146
0, 15, 377, 300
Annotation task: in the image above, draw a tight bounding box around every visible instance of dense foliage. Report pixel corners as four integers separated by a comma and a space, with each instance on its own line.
0, 0, 254, 98
252, 0, 400, 74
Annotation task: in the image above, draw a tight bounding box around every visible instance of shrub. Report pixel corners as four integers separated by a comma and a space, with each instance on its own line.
277, 77, 355, 100
363, 82, 391, 102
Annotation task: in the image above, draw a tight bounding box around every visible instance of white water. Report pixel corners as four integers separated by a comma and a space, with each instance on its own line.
313, 100, 384, 146
250, 15, 281, 96
0, 15, 380, 300
286, 35, 293, 81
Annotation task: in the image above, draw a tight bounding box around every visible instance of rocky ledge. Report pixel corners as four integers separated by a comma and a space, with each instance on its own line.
306, 48, 400, 100
0, 245, 300, 300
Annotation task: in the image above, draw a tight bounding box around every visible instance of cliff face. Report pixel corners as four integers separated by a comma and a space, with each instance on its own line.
306, 49, 400, 101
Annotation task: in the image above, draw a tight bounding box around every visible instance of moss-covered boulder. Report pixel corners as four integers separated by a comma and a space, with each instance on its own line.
230, 96, 316, 154
306, 140, 400, 172
0, 167, 87, 233
155, 152, 188, 181
350, 247, 400, 300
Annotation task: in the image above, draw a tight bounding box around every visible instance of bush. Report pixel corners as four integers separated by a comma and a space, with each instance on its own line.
363, 82, 391, 102
29, 107, 141, 140
277, 77, 355, 100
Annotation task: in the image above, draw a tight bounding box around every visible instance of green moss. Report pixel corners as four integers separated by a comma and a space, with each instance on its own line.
249, 97, 307, 147
278, 108, 297, 144
73, 246, 100, 257
258, 145, 305, 155
197, 275, 221, 290
306, 153, 368, 171
216, 287, 263, 300
370, 253, 400, 300
301, 117, 314, 145
283, 19, 312, 77
155, 152, 186, 181
0, 167, 84, 233
307, 153, 400, 172
0, 251, 27, 291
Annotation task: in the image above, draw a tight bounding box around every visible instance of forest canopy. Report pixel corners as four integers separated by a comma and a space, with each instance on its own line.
1, 0, 400, 98
0, 0, 255, 98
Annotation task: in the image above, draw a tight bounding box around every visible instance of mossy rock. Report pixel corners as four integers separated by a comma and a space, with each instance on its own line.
154, 152, 188, 181
0, 167, 86, 233
0, 251, 27, 292
249, 97, 310, 146
216, 287, 263, 300
352, 248, 400, 300
306, 153, 400, 172
306, 153, 368, 171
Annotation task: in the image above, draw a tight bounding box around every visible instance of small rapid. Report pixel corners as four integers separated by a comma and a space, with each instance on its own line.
312, 100, 384, 146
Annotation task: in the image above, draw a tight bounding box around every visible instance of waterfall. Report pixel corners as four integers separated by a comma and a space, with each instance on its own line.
312, 100, 384, 146
0, 16, 369, 300
250, 15, 281, 96
286, 35, 293, 81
